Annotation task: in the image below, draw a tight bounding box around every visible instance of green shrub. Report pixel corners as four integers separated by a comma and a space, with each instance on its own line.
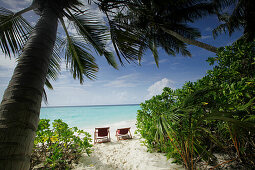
30, 119, 92, 169
137, 41, 255, 169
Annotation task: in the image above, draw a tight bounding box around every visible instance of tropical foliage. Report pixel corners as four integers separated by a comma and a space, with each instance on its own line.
136, 40, 255, 169
30, 119, 92, 169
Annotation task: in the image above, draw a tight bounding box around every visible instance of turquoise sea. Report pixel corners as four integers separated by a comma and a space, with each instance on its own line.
40, 104, 140, 129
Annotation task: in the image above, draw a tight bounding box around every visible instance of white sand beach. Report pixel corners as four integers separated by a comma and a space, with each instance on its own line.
74, 121, 184, 170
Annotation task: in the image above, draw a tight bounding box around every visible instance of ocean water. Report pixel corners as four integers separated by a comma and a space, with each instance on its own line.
40, 105, 140, 130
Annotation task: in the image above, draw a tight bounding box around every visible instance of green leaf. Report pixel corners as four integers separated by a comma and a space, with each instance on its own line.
0, 7, 32, 57
60, 19, 98, 84
237, 97, 255, 111
66, 8, 118, 69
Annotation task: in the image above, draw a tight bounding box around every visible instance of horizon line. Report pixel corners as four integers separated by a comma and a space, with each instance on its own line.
41, 103, 140, 108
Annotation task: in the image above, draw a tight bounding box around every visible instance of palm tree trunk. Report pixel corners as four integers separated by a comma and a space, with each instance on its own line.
0, 7, 58, 170
161, 27, 218, 53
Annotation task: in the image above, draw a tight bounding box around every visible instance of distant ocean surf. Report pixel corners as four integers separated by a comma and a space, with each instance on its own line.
40, 104, 140, 129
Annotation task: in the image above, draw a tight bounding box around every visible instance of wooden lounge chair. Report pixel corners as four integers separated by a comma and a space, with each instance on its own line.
94, 127, 110, 144
116, 127, 132, 141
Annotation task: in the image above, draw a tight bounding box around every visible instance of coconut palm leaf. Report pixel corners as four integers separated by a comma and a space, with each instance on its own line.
42, 36, 62, 103
110, 11, 192, 63
155, 116, 165, 143
159, 113, 219, 168
63, 36, 99, 83
182, 87, 219, 107
44, 34, 63, 84
65, 8, 117, 68
97, 0, 218, 55
148, 41, 159, 67
244, 115, 255, 122
206, 112, 255, 130
237, 97, 255, 111
107, 17, 145, 65
213, 0, 255, 41
0, 7, 33, 57
60, 18, 98, 83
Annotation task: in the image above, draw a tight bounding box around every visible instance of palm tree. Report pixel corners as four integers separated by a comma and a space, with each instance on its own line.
0, 0, 141, 169
213, 0, 255, 42
96, 0, 219, 56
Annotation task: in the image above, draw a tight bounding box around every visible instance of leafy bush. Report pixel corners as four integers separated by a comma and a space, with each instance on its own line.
30, 119, 92, 169
137, 41, 255, 169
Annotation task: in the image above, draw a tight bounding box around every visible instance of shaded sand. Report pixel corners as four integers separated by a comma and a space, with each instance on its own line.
74, 121, 184, 170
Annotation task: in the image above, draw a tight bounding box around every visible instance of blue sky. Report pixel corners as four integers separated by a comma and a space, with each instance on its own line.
0, 0, 242, 106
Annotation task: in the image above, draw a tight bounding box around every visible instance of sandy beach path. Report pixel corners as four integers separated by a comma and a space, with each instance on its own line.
74, 134, 184, 170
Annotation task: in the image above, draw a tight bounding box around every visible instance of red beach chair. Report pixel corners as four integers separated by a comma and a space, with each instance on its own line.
116, 127, 132, 141
94, 127, 111, 144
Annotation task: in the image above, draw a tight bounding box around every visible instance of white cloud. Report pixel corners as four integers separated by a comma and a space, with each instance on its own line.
104, 73, 140, 88
147, 58, 169, 66
0, 54, 17, 69
104, 79, 136, 88
205, 27, 212, 32
67, 25, 77, 35
199, 35, 212, 40
117, 73, 139, 80
0, 56, 17, 99
146, 78, 176, 99
0, 55, 16, 79
159, 59, 169, 64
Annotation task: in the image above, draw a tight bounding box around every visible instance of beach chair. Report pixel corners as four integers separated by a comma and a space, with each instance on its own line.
94, 127, 111, 144
116, 127, 132, 141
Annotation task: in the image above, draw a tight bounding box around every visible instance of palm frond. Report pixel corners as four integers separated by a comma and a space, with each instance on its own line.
212, 21, 228, 38
64, 36, 99, 83
112, 11, 192, 63
0, 7, 33, 57
45, 79, 53, 90
107, 18, 144, 65
244, 115, 255, 122
60, 18, 99, 84
61, 32, 99, 84
42, 88, 49, 105
148, 40, 159, 67
213, 0, 237, 9
213, 0, 255, 41
65, 8, 118, 69
155, 117, 165, 144
206, 111, 255, 131
182, 88, 219, 107
46, 35, 62, 84
43, 36, 63, 102
237, 97, 255, 111
167, 2, 216, 23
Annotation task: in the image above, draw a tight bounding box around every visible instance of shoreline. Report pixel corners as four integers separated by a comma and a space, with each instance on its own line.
41, 104, 140, 108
